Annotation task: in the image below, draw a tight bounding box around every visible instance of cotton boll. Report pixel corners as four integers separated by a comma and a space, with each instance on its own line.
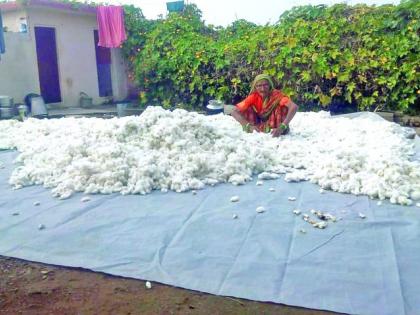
258, 172, 280, 180
230, 196, 240, 202
81, 196, 91, 202
397, 196, 412, 206
256, 206, 265, 213
410, 190, 420, 201
229, 174, 251, 185
285, 170, 307, 182
390, 196, 397, 204
313, 221, 328, 229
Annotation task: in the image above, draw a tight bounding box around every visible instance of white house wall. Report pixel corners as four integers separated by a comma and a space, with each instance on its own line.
29, 7, 128, 107
1, 9, 27, 32
0, 7, 128, 107
0, 32, 40, 103
111, 48, 128, 101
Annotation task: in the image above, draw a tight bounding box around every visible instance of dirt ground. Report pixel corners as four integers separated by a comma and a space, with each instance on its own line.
0, 255, 345, 315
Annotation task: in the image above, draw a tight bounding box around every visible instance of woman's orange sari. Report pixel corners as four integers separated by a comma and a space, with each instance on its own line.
236, 89, 290, 132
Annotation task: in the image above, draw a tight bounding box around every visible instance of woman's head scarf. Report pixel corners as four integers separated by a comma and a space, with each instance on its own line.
250, 74, 275, 94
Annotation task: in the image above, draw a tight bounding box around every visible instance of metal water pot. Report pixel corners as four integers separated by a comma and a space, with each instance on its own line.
206, 100, 224, 115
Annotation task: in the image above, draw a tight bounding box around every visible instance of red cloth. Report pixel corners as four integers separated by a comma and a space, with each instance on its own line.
236, 89, 290, 131
97, 6, 127, 48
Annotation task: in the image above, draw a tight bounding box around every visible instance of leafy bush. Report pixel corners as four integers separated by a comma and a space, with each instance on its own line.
122, 1, 419, 113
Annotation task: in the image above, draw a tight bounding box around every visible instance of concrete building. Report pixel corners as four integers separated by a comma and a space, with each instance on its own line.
0, 0, 128, 107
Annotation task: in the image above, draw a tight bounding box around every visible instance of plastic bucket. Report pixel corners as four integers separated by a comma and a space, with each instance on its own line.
31, 96, 48, 117
79, 92, 93, 108
117, 103, 128, 117
206, 100, 224, 115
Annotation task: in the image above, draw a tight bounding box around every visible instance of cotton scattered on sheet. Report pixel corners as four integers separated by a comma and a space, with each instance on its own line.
256, 206, 265, 213
230, 196, 240, 202
0, 107, 418, 205
81, 196, 91, 203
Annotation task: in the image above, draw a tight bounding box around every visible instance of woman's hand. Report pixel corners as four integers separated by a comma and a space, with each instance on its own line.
271, 128, 281, 137
250, 125, 258, 132
244, 123, 258, 133
271, 124, 289, 137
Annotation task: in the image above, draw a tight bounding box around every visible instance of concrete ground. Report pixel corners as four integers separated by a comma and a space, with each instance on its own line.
47, 104, 143, 118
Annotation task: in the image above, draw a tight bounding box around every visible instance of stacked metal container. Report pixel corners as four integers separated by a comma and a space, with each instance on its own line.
0, 95, 15, 119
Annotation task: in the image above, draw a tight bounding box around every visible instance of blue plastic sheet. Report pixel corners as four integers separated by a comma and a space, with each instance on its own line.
0, 136, 419, 315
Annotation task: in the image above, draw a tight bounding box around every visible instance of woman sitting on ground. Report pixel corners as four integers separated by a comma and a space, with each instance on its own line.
231, 74, 298, 137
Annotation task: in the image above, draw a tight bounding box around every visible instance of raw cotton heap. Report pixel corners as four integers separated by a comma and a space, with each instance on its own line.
0, 107, 418, 205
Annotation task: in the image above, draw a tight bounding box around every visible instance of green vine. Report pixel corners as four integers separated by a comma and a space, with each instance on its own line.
122, 1, 419, 114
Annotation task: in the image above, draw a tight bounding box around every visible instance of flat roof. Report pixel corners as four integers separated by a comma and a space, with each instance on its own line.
0, 0, 97, 14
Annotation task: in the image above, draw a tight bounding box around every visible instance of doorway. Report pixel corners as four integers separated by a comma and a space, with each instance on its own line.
34, 26, 62, 103
94, 30, 113, 97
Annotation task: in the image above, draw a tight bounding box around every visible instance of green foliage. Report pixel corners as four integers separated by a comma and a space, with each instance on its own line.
122, 1, 420, 113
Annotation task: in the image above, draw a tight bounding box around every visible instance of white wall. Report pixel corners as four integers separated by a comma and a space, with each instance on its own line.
111, 48, 128, 101
0, 32, 40, 103
1, 9, 27, 33
0, 6, 128, 107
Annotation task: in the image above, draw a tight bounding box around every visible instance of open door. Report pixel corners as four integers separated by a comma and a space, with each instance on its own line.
94, 30, 113, 97
34, 26, 62, 103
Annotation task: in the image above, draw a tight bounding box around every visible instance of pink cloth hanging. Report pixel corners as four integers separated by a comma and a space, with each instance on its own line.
97, 5, 127, 48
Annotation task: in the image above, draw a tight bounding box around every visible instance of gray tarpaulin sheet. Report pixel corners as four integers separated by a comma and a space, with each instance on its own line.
0, 118, 419, 315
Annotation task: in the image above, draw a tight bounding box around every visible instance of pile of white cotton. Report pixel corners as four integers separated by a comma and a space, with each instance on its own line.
0, 107, 418, 205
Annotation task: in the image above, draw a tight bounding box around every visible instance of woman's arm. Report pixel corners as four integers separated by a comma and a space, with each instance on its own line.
271, 100, 299, 137
231, 108, 258, 132
282, 99, 298, 126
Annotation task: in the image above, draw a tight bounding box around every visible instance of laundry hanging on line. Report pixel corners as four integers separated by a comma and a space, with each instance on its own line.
96, 5, 127, 48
